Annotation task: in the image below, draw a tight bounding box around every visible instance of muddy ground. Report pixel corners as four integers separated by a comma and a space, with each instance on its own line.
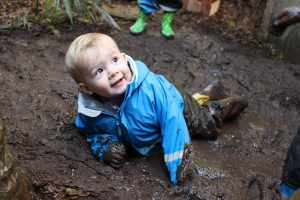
1, 4, 300, 200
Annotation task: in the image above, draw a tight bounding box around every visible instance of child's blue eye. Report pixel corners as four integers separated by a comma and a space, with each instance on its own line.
112, 57, 118, 63
96, 68, 103, 74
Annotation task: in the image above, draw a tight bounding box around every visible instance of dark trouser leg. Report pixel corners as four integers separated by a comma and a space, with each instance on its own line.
157, 0, 182, 10
281, 126, 300, 192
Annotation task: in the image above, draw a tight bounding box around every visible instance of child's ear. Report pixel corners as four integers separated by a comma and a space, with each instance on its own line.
78, 83, 93, 95
121, 52, 127, 58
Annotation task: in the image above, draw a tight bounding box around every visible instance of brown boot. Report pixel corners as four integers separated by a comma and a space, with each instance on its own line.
209, 96, 248, 121
183, 93, 221, 139
200, 80, 228, 101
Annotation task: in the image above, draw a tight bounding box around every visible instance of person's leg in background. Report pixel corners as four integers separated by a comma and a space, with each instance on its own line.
158, 0, 182, 39
281, 126, 300, 200
130, 0, 183, 39
130, 0, 160, 35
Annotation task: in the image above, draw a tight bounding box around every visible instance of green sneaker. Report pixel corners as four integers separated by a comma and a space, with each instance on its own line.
161, 11, 176, 39
130, 10, 150, 35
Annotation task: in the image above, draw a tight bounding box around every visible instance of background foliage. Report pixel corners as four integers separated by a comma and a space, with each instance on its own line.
0, 0, 118, 34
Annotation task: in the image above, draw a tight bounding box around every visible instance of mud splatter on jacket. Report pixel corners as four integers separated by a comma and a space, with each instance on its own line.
75, 55, 191, 184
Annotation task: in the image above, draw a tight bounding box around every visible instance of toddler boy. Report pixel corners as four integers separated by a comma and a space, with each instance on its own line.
65, 33, 248, 185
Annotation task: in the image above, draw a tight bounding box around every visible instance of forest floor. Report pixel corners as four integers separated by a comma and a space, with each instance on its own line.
0, 1, 300, 200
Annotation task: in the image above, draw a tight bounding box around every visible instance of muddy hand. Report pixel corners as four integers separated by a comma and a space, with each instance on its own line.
103, 142, 127, 169
176, 144, 194, 185
270, 6, 300, 36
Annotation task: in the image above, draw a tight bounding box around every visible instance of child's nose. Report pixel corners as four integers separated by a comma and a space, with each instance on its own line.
108, 67, 119, 79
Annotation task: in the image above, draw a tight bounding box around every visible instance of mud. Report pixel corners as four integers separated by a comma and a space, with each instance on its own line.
0, 7, 300, 200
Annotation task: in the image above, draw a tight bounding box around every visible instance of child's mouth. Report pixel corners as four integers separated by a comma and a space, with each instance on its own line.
111, 78, 123, 87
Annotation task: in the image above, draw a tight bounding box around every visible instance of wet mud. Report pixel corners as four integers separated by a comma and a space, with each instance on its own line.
0, 9, 299, 200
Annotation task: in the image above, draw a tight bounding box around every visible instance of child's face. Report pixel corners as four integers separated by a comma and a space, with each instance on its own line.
78, 41, 132, 99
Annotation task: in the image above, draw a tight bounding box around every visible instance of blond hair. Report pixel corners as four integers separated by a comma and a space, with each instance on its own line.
65, 33, 119, 82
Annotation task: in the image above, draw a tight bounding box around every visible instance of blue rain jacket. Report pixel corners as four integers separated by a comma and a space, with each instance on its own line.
75, 55, 191, 184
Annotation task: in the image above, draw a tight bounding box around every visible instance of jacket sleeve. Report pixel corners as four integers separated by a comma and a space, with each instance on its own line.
156, 82, 191, 185
75, 113, 119, 161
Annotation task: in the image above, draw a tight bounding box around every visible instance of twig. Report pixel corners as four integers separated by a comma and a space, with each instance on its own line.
46, 151, 109, 178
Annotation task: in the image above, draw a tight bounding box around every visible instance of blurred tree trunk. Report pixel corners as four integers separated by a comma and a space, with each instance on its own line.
182, 0, 267, 36
0, 121, 31, 200
232, 0, 267, 37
